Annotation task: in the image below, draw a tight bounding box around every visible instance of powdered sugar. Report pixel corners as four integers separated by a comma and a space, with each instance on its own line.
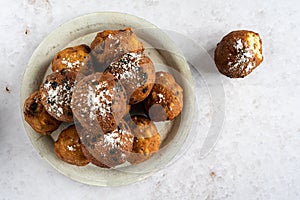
73, 78, 114, 128
102, 128, 133, 149
107, 34, 120, 48
228, 38, 255, 73
67, 145, 76, 151
157, 93, 164, 98
157, 93, 165, 103
103, 131, 121, 148
61, 57, 84, 69
235, 39, 243, 50
107, 34, 115, 40
43, 79, 74, 118
108, 53, 144, 89
86, 81, 113, 120
245, 62, 253, 73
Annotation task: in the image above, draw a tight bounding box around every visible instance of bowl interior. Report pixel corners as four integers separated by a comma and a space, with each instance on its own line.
20, 12, 195, 186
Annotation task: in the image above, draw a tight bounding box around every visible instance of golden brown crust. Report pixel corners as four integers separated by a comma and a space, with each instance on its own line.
81, 145, 110, 168
71, 72, 127, 133
75, 123, 110, 168
79, 120, 134, 167
126, 116, 160, 165
24, 91, 61, 135
144, 72, 183, 122
52, 44, 94, 75
105, 53, 155, 105
54, 125, 90, 166
90, 28, 144, 70
39, 69, 77, 122
214, 30, 263, 78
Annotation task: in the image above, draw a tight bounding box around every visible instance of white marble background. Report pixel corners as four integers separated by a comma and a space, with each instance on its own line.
1, 0, 300, 199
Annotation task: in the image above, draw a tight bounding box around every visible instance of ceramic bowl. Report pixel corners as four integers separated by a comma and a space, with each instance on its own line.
20, 12, 195, 186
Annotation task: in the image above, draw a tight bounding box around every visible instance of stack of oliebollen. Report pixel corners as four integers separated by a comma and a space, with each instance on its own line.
24, 27, 183, 168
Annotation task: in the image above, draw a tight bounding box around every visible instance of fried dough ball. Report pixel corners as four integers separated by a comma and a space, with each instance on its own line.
90, 28, 144, 70
105, 53, 155, 105
52, 44, 94, 75
75, 123, 109, 168
23, 91, 61, 135
144, 72, 183, 122
54, 125, 89, 166
71, 72, 127, 133
126, 116, 160, 165
214, 30, 263, 78
40, 69, 77, 122
79, 120, 134, 167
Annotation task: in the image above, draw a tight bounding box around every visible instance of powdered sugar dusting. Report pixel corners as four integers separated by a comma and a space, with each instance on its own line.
157, 93, 165, 103
245, 62, 253, 73
107, 34, 120, 49
61, 57, 84, 69
236, 39, 243, 50
73, 78, 114, 127
86, 81, 112, 120
228, 38, 255, 73
107, 34, 115, 40
67, 145, 76, 151
43, 79, 74, 117
108, 53, 144, 89
102, 128, 133, 149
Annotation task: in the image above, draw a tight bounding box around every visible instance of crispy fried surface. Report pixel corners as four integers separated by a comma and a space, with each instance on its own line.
126, 115, 160, 165
214, 30, 263, 78
81, 145, 109, 168
90, 28, 144, 70
24, 91, 61, 135
105, 53, 155, 105
79, 120, 133, 167
40, 69, 77, 122
144, 72, 183, 122
71, 72, 127, 133
54, 125, 89, 166
52, 44, 94, 75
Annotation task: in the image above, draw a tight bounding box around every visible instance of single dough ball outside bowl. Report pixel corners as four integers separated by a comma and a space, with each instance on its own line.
214, 30, 263, 78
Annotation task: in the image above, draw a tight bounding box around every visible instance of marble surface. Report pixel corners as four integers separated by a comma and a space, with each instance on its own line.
1, 0, 300, 199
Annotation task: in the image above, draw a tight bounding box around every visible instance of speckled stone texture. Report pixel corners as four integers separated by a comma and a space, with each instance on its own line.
1, 0, 300, 199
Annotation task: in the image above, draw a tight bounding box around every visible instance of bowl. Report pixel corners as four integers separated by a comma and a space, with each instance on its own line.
20, 12, 195, 186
